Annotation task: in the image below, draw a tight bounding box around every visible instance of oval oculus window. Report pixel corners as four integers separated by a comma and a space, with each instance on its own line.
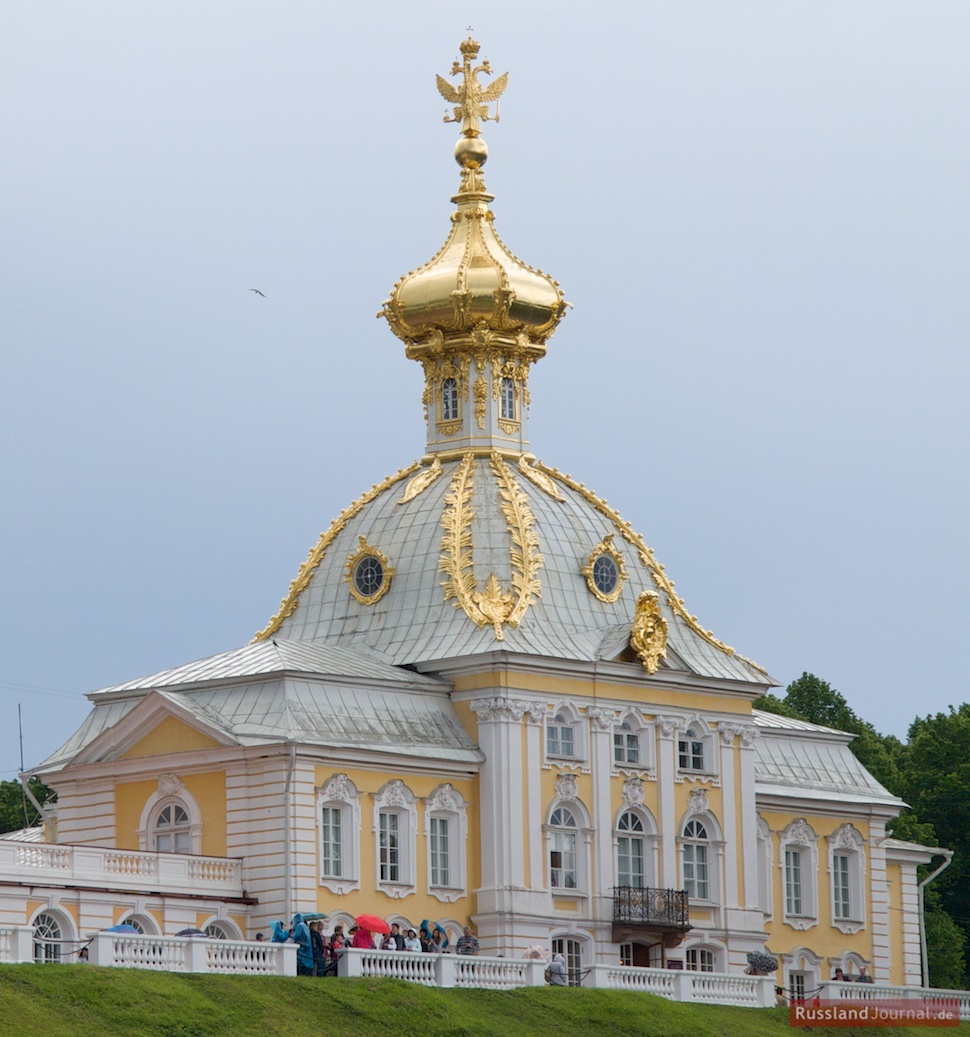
582, 533, 627, 603
344, 536, 394, 605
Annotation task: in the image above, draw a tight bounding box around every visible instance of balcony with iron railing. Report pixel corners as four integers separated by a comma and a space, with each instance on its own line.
612, 886, 691, 941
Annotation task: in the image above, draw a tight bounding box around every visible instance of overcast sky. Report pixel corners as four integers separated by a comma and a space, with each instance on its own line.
2, 2, 968, 779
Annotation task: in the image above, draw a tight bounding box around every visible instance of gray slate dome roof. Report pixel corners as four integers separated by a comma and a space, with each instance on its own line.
255, 453, 770, 687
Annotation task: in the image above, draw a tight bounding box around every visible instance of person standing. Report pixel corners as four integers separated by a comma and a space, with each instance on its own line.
548, 952, 567, 986
291, 913, 314, 976
310, 921, 327, 976
455, 926, 479, 956
389, 923, 406, 950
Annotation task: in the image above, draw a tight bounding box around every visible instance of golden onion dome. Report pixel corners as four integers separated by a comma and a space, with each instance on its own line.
380, 37, 567, 350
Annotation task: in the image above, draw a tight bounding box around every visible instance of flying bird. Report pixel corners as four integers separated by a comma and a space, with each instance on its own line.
250, 288, 266, 297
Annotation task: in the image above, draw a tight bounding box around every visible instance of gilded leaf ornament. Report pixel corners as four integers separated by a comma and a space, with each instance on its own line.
517, 456, 564, 501
253, 463, 419, 641
630, 591, 667, 674
398, 457, 443, 505
439, 453, 542, 639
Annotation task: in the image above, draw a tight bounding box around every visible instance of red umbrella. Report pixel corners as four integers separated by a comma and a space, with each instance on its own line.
354, 914, 391, 935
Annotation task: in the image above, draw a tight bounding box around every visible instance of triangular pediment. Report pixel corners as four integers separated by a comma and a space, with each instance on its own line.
69, 691, 238, 767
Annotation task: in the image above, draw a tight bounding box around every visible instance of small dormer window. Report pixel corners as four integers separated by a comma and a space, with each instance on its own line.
582, 534, 626, 603
353, 556, 384, 598
442, 377, 460, 421
592, 554, 619, 596
678, 729, 704, 771
548, 714, 575, 757
500, 376, 516, 420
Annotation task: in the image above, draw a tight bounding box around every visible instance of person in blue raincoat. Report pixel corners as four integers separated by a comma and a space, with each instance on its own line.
292, 914, 314, 976
271, 921, 290, 943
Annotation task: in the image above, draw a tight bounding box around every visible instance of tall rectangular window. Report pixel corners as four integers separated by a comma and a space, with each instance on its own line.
833, 853, 851, 920
548, 716, 574, 757
614, 726, 639, 765
430, 816, 450, 887
549, 831, 577, 889
500, 376, 516, 420
379, 811, 400, 883
321, 806, 342, 878
617, 835, 644, 888
683, 842, 709, 900
785, 848, 803, 915
678, 732, 704, 770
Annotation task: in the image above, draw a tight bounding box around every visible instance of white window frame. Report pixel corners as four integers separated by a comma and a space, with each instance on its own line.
32, 910, 72, 964
779, 819, 819, 930
828, 824, 866, 934
545, 797, 591, 896
441, 377, 460, 421
686, 945, 718, 972
675, 717, 717, 779
545, 703, 587, 766
500, 375, 516, 421
678, 809, 722, 906
317, 774, 361, 895
551, 934, 585, 986
137, 782, 203, 855
614, 805, 658, 889
373, 779, 417, 898
424, 783, 468, 903
757, 816, 773, 919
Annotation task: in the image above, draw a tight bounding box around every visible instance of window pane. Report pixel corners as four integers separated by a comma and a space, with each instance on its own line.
785, 848, 802, 915
833, 853, 850, 919
380, 812, 400, 882
321, 806, 342, 878
430, 816, 450, 887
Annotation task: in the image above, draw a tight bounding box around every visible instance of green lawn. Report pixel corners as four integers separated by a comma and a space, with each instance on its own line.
0, 966, 963, 1037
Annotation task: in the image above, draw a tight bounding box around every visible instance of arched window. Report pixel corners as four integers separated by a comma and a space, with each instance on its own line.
500, 376, 516, 420
204, 922, 230, 940
33, 912, 63, 963
441, 377, 460, 421
616, 811, 645, 888
548, 807, 578, 889
551, 936, 583, 986
682, 819, 710, 901
153, 803, 191, 853
686, 945, 717, 972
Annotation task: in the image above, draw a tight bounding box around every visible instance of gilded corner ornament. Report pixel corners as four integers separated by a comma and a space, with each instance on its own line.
517, 456, 564, 502
630, 590, 668, 675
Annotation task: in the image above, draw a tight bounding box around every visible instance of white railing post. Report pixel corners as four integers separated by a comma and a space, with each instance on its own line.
670, 970, 695, 1003
12, 926, 35, 963
338, 948, 363, 978
86, 931, 114, 966
187, 938, 209, 973
523, 959, 546, 987
277, 943, 297, 976
435, 953, 457, 988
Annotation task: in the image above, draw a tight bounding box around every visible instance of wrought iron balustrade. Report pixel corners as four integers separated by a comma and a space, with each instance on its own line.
612, 886, 690, 929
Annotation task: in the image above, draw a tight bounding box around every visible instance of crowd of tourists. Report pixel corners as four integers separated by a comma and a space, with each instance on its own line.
263, 915, 475, 977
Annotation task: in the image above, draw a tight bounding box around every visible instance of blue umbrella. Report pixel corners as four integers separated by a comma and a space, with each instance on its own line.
104, 924, 140, 934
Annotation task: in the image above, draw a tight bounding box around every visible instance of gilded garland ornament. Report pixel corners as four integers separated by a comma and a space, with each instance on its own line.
630, 590, 668, 675
532, 462, 767, 674
253, 463, 418, 640
439, 452, 542, 639
517, 456, 564, 501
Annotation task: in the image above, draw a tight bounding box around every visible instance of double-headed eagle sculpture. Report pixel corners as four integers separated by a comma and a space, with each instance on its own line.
436, 37, 508, 138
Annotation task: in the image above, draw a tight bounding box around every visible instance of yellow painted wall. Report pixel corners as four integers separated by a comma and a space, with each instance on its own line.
886, 862, 903, 985
120, 715, 222, 759
114, 770, 227, 855
311, 764, 480, 926
760, 810, 874, 967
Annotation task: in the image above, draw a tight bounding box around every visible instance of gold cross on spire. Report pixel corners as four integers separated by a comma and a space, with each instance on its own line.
436, 36, 508, 137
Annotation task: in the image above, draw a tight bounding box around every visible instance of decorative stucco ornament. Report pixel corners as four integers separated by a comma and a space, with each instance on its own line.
630, 590, 668, 674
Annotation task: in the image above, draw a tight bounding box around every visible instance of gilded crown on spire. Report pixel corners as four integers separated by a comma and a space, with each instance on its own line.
380, 39, 568, 459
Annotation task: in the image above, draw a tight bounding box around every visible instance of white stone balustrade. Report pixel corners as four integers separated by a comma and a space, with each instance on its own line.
583, 964, 775, 1006
0, 840, 242, 897
0, 926, 35, 963
85, 932, 295, 975
823, 981, 970, 1020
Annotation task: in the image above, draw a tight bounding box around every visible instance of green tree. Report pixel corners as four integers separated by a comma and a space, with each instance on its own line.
0, 776, 54, 833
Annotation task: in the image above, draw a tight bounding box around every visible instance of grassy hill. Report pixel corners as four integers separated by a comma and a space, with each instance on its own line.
0, 966, 963, 1037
